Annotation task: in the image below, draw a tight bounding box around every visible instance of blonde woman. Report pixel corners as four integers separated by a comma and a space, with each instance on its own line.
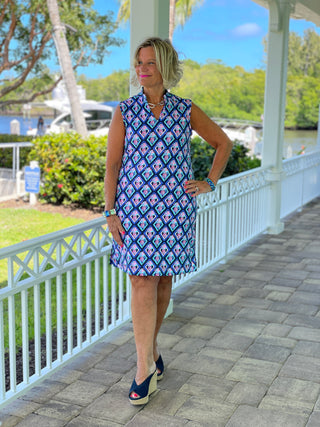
104, 37, 232, 405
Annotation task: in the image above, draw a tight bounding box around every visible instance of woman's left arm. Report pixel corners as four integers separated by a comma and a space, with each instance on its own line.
185, 102, 233, 196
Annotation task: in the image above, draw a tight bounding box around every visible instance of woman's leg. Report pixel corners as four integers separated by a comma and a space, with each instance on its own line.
130, 275, 159, 387
153, 276, 173, 362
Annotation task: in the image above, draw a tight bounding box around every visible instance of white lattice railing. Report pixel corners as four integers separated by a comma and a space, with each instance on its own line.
0, 151, 319, 408
281, 150, 320, 218
0, 219, 131, 407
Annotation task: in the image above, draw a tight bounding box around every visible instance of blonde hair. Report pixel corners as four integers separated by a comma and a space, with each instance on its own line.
132, 37, 183, 89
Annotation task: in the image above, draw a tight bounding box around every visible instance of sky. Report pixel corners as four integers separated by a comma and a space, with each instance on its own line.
76, 0, 320, 79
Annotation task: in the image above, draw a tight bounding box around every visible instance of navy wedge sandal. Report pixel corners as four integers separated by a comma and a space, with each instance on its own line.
129, 370, 157, 405
155, 355, 164, 380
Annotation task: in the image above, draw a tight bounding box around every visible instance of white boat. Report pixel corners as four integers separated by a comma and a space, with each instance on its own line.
27, 101, 114, 137
27, 81, 115, 137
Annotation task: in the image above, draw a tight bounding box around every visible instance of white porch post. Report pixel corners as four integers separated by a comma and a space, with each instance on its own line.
130, 0, 170, 96
262, 0, 293, 234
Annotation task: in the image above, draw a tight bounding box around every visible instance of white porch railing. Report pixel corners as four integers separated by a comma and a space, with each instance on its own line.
0, 150, 319, 408
281, 150, 320, 218
0, 142, 33, 200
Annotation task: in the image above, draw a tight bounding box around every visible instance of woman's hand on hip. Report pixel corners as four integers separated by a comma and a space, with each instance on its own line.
106, 216, 125, 247
184, 180, 212, 196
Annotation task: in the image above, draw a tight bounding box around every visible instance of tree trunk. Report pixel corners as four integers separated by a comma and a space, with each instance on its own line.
169, 0, 176, 41
46, 0, 87, 136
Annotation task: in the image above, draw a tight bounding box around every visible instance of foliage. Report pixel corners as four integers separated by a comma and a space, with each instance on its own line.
296, 77, 320, 128
79, 70, 130, 101
117, 0, 204, 40
287, 29, 320, 78
28, 133, 107, 208
223, 142, 261, 177
175, 61, 265, 122
28, 132, 260, 210
0, 135, 33, 168
0, 0, 123, 107
191, 136, 261, 181
0, 134, 33, 143
174, 0, 204, 28
84, 51, 318, 128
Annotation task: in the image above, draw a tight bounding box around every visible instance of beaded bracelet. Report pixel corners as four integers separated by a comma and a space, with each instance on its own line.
103, 208, 116, 218
205, 177, 216, 191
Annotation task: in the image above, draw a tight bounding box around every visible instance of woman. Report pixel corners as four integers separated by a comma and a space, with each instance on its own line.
104, 37, 232, 405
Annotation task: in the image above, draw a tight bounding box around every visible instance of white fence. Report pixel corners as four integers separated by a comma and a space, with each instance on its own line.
0, 142, 33, 201
0, 151, 319, 408
0, 142, 33, 179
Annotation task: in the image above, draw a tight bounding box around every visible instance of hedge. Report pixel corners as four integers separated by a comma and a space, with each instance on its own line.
28, 133, 107, 208
28, 133, 260, 210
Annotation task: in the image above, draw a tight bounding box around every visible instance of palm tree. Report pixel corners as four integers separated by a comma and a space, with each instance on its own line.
46, 0, 87, 136
117, 0, 204, 41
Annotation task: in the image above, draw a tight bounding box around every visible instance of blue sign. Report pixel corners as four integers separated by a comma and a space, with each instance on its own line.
25, 166, 40, 193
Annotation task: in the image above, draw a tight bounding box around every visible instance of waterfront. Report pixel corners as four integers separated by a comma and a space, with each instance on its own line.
0, 115, 50, 136
0, 115, 318, 158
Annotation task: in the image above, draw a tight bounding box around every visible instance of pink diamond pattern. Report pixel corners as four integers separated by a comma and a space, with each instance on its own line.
110, 90, 197, 276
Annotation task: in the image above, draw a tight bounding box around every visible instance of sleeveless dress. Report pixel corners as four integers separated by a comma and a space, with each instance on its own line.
110, 90, 197, 276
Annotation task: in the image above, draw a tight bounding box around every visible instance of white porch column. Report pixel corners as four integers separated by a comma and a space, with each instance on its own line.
130, 0, 170, 96
262, 0, 293, 234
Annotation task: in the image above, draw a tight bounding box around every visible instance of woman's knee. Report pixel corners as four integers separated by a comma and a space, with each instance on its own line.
158, 276, 173, 288
130, 276, 159, 290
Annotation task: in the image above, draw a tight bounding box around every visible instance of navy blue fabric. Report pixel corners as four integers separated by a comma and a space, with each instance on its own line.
110, 90, 197, 276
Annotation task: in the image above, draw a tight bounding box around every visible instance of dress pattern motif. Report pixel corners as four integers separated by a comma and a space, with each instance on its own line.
110, 90, 197, 276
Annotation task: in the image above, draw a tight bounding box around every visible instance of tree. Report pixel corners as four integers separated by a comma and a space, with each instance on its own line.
264, 28, 320, 78
0, 0, 123, 107
47, 0, 87, 136
79, 71, 130, 102
190, 137, 261, 181
117, 0, 204, 41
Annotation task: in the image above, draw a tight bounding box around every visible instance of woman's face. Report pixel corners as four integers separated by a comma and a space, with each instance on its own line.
135, 46, 163, 89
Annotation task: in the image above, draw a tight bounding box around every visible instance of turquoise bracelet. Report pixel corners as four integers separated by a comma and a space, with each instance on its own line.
103, 208, 116, 218
205, 178, 216, 191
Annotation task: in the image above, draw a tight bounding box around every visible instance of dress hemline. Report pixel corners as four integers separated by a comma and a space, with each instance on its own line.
109, 258, 197, 277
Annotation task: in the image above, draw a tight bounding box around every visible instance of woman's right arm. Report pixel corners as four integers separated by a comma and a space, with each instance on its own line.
104, 105, 126, 246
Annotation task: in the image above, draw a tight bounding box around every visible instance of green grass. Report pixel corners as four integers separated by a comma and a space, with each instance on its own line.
0, 208, 85, 249
2, 259, 112, 351
0, 207, 117, 352
0, 208, 86, 286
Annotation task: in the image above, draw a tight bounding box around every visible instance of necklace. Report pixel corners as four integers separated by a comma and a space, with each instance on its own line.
147, 100, 164, 109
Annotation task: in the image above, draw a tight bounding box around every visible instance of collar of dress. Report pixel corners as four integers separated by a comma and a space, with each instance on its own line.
140, 89, 171, 108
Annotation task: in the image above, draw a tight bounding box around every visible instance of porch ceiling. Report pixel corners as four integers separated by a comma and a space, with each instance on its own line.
252, 0, 320, 26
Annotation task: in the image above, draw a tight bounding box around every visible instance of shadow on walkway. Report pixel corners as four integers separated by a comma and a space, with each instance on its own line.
1, 198, 320, 426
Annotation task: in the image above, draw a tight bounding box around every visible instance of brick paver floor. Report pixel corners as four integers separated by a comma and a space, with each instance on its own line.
1, 198, 320, 426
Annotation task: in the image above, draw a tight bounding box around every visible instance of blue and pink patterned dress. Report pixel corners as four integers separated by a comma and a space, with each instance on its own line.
110, 90, 197, 276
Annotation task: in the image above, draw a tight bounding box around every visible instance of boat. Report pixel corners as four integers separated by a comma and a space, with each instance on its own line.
27, 81, 116, 137
27, 101, 114, 137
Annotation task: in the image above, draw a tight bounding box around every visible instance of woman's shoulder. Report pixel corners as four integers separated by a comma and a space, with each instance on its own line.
167, 91, 192, 106
120, 92, 142, 107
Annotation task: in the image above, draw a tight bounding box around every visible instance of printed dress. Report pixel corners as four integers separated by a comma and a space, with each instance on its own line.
110, 90, 197, 276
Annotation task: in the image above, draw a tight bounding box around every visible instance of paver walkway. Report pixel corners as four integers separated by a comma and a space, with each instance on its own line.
1, 198, 320, 427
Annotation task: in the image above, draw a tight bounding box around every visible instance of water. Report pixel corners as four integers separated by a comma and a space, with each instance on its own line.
0, 115, 318, 158
0, 115, 51, 136
283, 129, 318, 158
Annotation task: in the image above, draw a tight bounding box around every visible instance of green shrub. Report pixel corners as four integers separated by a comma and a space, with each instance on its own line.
0, 134, 33, 168
28, 133, 260, 210
28, 133, 107, 209
191, 136, 261, 180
